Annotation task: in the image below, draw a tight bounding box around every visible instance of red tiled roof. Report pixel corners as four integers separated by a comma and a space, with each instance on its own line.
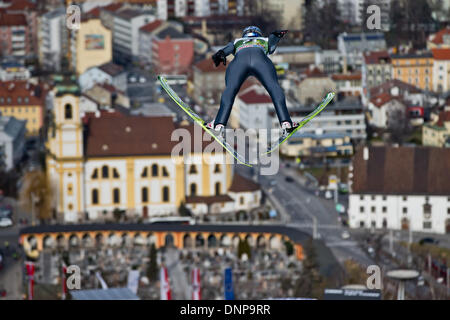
228, 173, 260, 192
5, 0, 36, 11
239, 89, 271, 104
194, 57, 226, 73
305, 67, 326, 78
432, 48, 450, 60
0, 13, 27, 26
86, 7, 101, 18
96, 83, 124, 95
98, 62, 124, 76
0, 81, 46, 106
363, 50, 390, 64
140, 20, 163, 33
352, 146, 450, 195
102, 3, 123, 12
430, 27, 450, 45
85, 115, 179, 157
185, 195, 234, 205
370, 93, 397, 108
436, 110, 450, 127
331, 73, 361, 81
369, 79, 422, 97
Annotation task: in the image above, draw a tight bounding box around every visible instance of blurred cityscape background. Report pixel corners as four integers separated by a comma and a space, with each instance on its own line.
0, 0, 450, 300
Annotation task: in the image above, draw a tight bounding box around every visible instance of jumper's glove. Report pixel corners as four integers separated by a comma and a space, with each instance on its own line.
212, 50, 227, 67
271, 30, 288, 38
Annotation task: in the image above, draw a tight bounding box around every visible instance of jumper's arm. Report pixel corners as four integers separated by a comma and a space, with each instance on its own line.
268, 30, 288, 55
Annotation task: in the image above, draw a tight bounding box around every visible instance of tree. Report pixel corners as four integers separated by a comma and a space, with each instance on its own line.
19, 170, 54, 222
178, 202, 191, 217
294, 239, 327, 299
147, 244, 159, 282
244, 0, 279, 33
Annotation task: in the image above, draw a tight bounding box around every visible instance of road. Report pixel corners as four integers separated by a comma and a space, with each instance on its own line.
237, 162, 374, 267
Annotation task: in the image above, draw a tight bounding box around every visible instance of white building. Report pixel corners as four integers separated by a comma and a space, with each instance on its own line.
0, 115, 26, 170
156, 0, 242, 20
338, 32, 387, 70
432, 48, 450, 93
368, 93, 406, 128
79, 62, 127, 92
349, 146, 450, 234
113, 9, 155, 64
0, 61, 30, 81
38, 7, 66, 71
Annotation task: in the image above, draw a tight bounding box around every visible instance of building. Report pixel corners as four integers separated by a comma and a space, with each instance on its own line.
366, 79, 425, 108
270, 46, 320, 68
152, 26, 194, 74
422, 108, 450, 147
37, 7, 67, 72
391, 51, 434, 91
280, 131, 353, 158
337, 32, 387, 70
338, 0, 391, 29
427, 26, 450, 49
71, 18, 113, 75
0, 12, 30, 59
432, 48, 450, 93
262, 0, 305, 30
368, 93, 406, 129
294, 67, 336, 105
192, 57, 227, 105
138, 20, 165, 64
0, 115, 26, 170
0, 0, 38, 59
0, 61, 30, 81
45, 79, 259, 222
83, 83, 130, 109
112, 9, 155, 65
349, 146, 450, 234
332, 73, 362, 97
270, 96, 367, 141
79, 62, 127, 92
315, 49, 342, 75
362, 51, 392, 91
157, 0, 244, 20
0, 81, 46, 135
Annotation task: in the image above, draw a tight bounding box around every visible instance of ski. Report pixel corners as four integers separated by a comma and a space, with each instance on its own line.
158, 75, 252, 167
263, 92, 336, 155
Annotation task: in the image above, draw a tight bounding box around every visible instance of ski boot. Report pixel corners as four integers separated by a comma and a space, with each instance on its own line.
281, 121, 299, 137
205, 120, 225, 139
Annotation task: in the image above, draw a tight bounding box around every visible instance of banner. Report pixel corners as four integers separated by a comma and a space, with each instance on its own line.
25, 261, 35, 300
224, 268, 234, 300
160, 267, 172, 300
192, 268, 201, 300
127, 270, 140, 295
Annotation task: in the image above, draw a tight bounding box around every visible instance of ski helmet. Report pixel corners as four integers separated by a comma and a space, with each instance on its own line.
242, 26, 262, 38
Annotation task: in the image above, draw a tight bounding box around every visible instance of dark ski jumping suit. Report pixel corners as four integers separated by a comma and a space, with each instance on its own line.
213, 33, 292, 127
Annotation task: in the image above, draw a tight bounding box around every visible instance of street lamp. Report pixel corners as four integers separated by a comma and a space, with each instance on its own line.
386, 269, 420, 300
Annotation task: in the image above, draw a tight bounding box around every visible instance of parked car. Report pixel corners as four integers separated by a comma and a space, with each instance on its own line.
419, 237, 439, 245
285, 176, 294, 183
341, 230, 350, 239
0, 217, 12, 228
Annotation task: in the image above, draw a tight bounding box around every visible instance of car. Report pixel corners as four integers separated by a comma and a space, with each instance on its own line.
324, 190, 333, 199
341, 230, 350, 239
0, 218, 12, 228
285, 176, 294, 183
419, 237, 439, 245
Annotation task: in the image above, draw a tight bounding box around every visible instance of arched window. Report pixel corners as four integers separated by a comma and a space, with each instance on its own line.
67, 183, 73, 196
142, 187, 148, 203
162, 186, 170, 202
152, 164, 159, 177
91, 169, 98, 179
162, 166, 169, 177
113, 188, 120, 204
190, 183, 197, 196
141, 167, 148, 178
113, 168, 120, 178
215, 182, 221, 196
189, 165, 197, 174
64, 104, 73, 119
92, 189, 99, 204
102, 165, 109, 178
214, 164, 221, 173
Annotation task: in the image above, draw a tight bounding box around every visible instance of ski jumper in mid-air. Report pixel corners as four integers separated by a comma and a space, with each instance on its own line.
206, 26, 299, 136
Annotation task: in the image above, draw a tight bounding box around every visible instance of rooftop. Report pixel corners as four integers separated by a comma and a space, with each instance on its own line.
185, 195, 234, 205
352, 146, 450, 195
239, 89, 272, 104
155, 26, 191, 40
429, 26, 450, 45
98, 62, 125, 77
431, 48, 450, 60
140, 20, 163, 33
228, 174, 260, 193
0, 12, 26, 26
0, 81, 47, 105
363, 51, 391, 64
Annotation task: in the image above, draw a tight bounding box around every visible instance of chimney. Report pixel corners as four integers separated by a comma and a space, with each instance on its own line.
363, 146, 369, 160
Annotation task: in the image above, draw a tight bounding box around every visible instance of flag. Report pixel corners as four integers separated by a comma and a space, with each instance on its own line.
127, 270, 140, 295
62, 263, 67, 300
192, 268, 201, 300
25, 261, 35, 300
95, 271, 108, 289
160, 267, 172, 300
224, 267, 234, 300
